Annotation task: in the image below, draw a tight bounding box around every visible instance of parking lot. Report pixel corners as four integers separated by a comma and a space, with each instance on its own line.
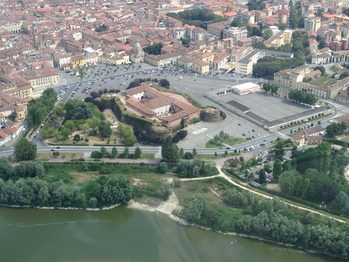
56, 63, 272, 149
214, 91, 309, 122
178, 116, 269, 149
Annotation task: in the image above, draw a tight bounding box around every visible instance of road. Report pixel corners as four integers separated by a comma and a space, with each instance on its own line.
1, 62, 346, 159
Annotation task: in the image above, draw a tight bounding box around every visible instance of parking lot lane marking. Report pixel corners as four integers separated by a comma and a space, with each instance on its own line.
192, 127, 208, 135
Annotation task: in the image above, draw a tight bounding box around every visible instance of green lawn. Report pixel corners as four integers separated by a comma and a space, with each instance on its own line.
308, 76, 336, 87
206, 136, 245, 148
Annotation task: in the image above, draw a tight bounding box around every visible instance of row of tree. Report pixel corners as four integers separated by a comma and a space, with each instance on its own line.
253, 56, 303, 78
288, 89, 317, 105
325, 122, 346, 138
181, 186, 349, 259
128, 78, 170, 89
91, 146, 142, 159
27, 88, 57, 127
176, 159, 218, 178
262, 83, 280, 95
0, 176, 132, 208
0, 158, 43, 180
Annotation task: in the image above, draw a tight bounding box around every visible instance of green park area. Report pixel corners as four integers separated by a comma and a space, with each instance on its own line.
206, 131, 245, 148
167, 8, 224, 29
41, 99, 136, 146
308, 75, 336, 87
174, 176, 349, 260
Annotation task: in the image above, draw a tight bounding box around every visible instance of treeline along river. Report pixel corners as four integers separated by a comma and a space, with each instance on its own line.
0, 207, 338, 262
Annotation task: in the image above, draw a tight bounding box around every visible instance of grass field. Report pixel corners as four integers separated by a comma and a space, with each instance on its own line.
206, 136, 245, 148
308, 76, 336, 87
43, 162, 177, 201
174, 178, 245, 225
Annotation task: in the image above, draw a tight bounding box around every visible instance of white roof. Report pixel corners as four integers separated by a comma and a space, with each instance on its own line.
232, 82, 260, 91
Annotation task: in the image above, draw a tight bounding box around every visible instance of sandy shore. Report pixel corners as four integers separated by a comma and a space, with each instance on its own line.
127, 192, 188, 225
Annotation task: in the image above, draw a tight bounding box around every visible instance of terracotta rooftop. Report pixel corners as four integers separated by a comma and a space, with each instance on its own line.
125, 84, 199, 123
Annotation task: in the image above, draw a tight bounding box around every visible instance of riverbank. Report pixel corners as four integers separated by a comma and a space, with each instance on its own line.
0, 203, 121, 211
127, 192, 346, 261
0, 192, 345, 261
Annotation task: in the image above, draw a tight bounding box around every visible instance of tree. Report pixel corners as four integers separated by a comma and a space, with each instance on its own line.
263, 83, 280, 95
111, 147, 118, 158
263, 29, 273, 40
27, 88, 57, 127
15, 162, 44, 178
98, 121, 112, 138
73, 134, 80, 142
258, 170, 267, 184
273, 159, 282, 181
95, 23, 108, 32
143, 43, 163, 55
325, 122, 346, 138
9, 111, 17, 122
183, 152, 193, 159
274, 143, 285, 160
288, 89, 316, 105
231, 17, 247, 27
64, 100, 93, 120
159, 79, 170, 88
15, 138, 37, 161
134, 147, 142, 159
161, 137, 179, 163
289, 1, 303, 29
91, 151, 102, 158
180, 37, 190, 46
118, 124, 136, 146
157, 162, 168, 174
0, 158, 14, 180
247, 0, 265, 11
179, 118, 185, 129
278, 23, 287, 30
332, 191, 349, 215
172, 130, 188, 143
192, 148, 197, 157
123, 147, 129, 158
179, 148, 184, 158
167, 8, 224, 29
339, 71, 349, 80
100, 146, 108, 158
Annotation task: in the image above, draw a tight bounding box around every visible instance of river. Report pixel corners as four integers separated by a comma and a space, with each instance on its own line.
0, 207, 337, 262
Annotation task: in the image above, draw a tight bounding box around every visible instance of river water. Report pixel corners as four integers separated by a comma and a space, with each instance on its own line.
0, 207, 336, 262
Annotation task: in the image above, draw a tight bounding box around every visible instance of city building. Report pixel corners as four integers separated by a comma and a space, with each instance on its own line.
304, 16, 321, 32
264, 30, 292, 48
235, 49, 260, 75
290, 126, 325, 147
